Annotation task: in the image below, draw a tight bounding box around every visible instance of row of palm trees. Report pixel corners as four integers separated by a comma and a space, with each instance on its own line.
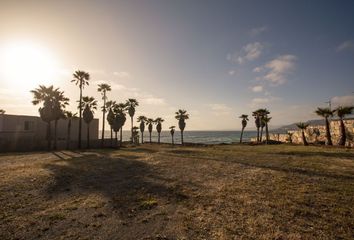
30, 70, 190, 150
296, 106, 354, 146
238, 108, 272, 144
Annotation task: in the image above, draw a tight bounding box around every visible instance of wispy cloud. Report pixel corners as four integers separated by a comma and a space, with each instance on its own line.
336, 40, 354, 52
255, 55, 297, 86
331, 95, 354, 108
113, 71, 131, 79
249, 26, 268, 37
227, 42, 264, 64
249, 96, 281, 108
251, 85, 263, 93
208, 103, 232, 116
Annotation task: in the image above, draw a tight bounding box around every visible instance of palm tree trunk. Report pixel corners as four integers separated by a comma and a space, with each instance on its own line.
172, 134, 174, 145
265, 124, 269, 144
110, 126, 113, 147
158, 132, 160, 144
256, 127, 260, 142
131, 117, 133, 143
54, 119, 58, 150
141, 132, 144, 144
115, 131, 118, 148
101, 98, 106, 148
324, 117, 333, 145
120, 127, 123, 147
47, 122, 51, 150
181, 130, 184, 145
240, 127, 244, 143
87, 123, 90, 148
260, 127, 264, 143
302, 130, 308, 146
78, 86, 82, 149
338, 118, 346, 146
149, 131, 152, 143
67, 120, 71, 150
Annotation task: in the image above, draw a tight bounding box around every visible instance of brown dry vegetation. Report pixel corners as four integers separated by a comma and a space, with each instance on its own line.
0, 144, 353, 240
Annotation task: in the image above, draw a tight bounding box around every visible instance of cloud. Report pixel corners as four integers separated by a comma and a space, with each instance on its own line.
228, 70, 236, 76
249, 26, 268, 37
256, 55, 297, 86
331, 95, 354, 108
336, 40, 354, 52
249, 96, 281, 108
113, 71, 131, 79
208, 103, 232, 116
253, 66, 263, 73
227, 42, 264, 64
251, 85, 263, 92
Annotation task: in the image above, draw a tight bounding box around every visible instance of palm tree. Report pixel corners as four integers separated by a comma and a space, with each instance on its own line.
155, 117, 164, 144
239, 114, 249, 143
114, 103, 127, 147
169, 126, 175, 145
146, 118, 155, 143
71, 70, 90, 149
252, 111, 261, 142
97, 83, 111, 147
64, 111, 77, 150
125, 99, 139, 143
52, 90, 69, 150
137, 116, 147, 144
132, 126, 140, 144
175, 109, 189, 145
255, 108, 270, 142
315, 107, 335, 146
262, 116, 272, 144
106, 100, 116, 147
296, 122, 309, 146
335, 106, 354, 146
287, 132, 294, 143
0, 109, 5, 114
82, 96, 97, 148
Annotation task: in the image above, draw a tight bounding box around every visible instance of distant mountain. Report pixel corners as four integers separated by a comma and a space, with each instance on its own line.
271, 119, 325, 133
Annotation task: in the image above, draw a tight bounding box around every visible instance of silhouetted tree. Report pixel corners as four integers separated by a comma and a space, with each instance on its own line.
71, 70, 90, 149
296, 122, 309, 146
132, 126, 140, 144
239, 114, 249, 143
146, 118, 155, 143
335, 106, 354, 146
106, 100, 116, 147
52, 90, 69, 150
315, 107, 334, 145
0, 109, 5, 114
114, 103, 127, 147
82, 96, 97, 148
175, 109, 189, 145
170, 126, 175, 145
98, 83, 111, 147
64, 111, 77, 150
126, 99, 139, 143
252, 111, 261, 142
287, 132, 294, 143
137, 116, 147, 144
262, 116, 272, 144
155, 117, 164, 144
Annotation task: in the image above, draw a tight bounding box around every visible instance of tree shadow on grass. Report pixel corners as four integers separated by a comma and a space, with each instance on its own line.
275, 151, 354, 160
43, 153, 187, 218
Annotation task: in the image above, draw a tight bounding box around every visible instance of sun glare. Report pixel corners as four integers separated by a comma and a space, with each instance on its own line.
0, 41, 60, 90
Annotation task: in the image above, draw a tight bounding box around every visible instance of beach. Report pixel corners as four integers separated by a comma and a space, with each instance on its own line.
1, 144, 353, 239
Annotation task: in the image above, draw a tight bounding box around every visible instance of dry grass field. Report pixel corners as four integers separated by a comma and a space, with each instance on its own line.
0, 144, 353, 240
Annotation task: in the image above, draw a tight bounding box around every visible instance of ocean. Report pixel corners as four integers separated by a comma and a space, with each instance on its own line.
100, 130, 257, 144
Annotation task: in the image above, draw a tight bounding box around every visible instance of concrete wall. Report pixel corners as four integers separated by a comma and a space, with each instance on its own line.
0, 114, 99, 152
268, 119, 354, 147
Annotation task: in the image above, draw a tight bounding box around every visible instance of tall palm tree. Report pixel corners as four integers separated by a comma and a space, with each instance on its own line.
146, 118, 155, 143
296, 122, 309, 146
169, 126, 175, 145
175, 109, 189, 145
262, 116, 272, 144
106, 100, 116, 147
125, 99, 139, 143
137, 116, 147, 144
97, 83, 111, 147
114, 103, 127, 147
239, 114, 249, 143
252, 111, 261, 142
335, 106, 354, 146
71, 70, 90, 149
155, 117, 164, 144
255, 108, 270, 142
0, 109, 5, 114
82, 96, 97, 148
315, 107, 335, 146
52, 90, 69, 150
64, 111, 77, 150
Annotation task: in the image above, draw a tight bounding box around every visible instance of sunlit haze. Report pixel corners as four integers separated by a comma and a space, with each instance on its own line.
1, 0, 354, 130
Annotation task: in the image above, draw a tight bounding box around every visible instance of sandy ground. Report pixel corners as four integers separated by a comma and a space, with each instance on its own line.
0, 144, 353, 240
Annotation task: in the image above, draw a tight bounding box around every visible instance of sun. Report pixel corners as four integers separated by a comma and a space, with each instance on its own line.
0, 41, 60, 90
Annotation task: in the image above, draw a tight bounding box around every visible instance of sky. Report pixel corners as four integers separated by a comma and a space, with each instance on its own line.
0, 0, 354, 130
